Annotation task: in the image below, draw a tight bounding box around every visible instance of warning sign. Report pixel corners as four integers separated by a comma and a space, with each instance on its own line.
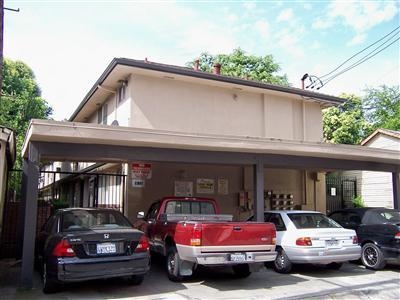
131, 163, 152, 179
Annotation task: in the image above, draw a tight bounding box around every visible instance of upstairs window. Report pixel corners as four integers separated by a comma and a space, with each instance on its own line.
117, 82, 127, 106
97, 103, 108, 125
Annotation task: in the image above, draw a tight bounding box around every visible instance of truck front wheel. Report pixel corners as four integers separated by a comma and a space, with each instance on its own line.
166, 246, 184, 282
232, 264, 251, 278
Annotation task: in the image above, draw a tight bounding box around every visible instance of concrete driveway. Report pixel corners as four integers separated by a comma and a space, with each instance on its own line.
2, 257, 399, 300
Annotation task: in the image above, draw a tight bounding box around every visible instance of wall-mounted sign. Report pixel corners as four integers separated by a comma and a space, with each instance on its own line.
132, 179, 145, 188
174, 181, 193, 197
331, 187, 336, 196
131, 163, 152, 179
218, 178, 229, 195
196, 178, 215, 194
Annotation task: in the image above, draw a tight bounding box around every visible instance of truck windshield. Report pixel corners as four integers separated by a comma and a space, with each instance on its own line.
165, 201, 215, 214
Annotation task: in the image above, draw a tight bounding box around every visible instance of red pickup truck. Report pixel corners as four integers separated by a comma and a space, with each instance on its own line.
135, 196, 276, 281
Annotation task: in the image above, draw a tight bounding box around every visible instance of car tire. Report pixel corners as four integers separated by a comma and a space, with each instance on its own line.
361, 243, 386, 270
326, 262, 343, 270
128, 274, 145, 285
273, 248, 292, 274
232, 264, 251, 278
166, 246, 184, 282
42, 262, 58, 294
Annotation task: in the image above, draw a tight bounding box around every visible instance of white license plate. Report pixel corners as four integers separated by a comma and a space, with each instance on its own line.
97, 242, 116, 254
326, 240, 339, 247
230, 253, 246, 262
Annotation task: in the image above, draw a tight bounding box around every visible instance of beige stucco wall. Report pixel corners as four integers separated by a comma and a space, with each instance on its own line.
303, 171, 327, 213
129, 75, 323, 142
86, 73, 324, 142
125, 162, 326, 223
80, 72, 328, 217
126, 162, 243, 223
130, 75, 264, 137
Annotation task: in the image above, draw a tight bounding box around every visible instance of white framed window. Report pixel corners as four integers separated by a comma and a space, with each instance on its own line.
97, 104, 108, 125
117, 82, 127, 106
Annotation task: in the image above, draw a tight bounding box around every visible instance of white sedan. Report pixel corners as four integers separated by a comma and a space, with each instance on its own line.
250, 210, 361, 273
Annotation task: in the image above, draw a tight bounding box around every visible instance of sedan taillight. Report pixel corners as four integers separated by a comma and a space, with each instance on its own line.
395, 233, 400, 240
353, 235, 359, 244
134, 235, 150, 253
296, 237, 312, 246
52, 239, 76, 257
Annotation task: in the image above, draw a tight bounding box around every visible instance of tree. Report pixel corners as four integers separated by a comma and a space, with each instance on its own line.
363, 85, 400, 131
0, 58, 53, 169
187, 48, 289, 86
322, 94, 372, 145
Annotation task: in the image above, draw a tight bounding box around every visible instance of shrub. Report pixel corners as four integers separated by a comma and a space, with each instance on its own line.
352, 196, 365, 208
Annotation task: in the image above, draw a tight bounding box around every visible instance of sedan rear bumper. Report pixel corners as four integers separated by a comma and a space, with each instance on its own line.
50, 253, 150, 283
285, 245, 361, 264
381, 245, 400, 262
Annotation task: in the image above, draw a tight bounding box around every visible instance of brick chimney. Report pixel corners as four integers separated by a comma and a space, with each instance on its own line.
213, 63, 221, 75
194, 59, 200, 71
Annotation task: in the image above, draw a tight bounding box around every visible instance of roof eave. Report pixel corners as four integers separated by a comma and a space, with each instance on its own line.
70, 57, 346, 121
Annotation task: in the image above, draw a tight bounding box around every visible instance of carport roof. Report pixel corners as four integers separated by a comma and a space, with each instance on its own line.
23, 119, 399, 172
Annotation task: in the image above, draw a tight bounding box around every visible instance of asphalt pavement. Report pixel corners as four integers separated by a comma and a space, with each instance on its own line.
1, 257, 399, 300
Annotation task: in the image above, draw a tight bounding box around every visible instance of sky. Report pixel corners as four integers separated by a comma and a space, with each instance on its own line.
4, 0, 400, 121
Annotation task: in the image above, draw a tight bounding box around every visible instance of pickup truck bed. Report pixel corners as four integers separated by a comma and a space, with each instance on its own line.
135, 197, 277, 281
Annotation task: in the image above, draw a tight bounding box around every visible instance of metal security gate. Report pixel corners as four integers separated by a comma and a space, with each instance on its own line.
38, 170, 126, 211
1, 168, 126, 258
326, 175, 357, 214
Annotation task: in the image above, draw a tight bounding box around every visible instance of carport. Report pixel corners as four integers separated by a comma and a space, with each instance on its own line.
20, 119, 400, 288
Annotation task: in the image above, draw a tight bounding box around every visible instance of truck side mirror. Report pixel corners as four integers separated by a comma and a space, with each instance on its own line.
137, 211, 145, 219
159, 213, 167, 222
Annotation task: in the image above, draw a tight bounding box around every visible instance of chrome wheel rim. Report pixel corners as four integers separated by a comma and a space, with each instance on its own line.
275, 253, 285, 269
363, 246, 378, 267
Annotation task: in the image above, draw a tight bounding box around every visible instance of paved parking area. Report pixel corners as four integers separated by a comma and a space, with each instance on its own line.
1, 257, 399, 300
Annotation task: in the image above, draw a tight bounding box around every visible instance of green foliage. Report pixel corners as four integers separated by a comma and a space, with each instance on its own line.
51, 198, 70, 209
323, 86, 399, 145
352, 196, 365, 208
187, 48, 289, 86
323, 94, 372, 144
0, 58, 53, 169
363, 85, 400, 131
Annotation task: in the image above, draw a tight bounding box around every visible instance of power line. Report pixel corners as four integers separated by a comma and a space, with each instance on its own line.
302, 25, 400, 91
319, 25, 400, 80
321, 35, 400, 87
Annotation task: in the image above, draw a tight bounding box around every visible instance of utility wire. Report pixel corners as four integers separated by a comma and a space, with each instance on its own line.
304, 25, 400, 91
319, 25, 400, 80
321, 35, 400, 87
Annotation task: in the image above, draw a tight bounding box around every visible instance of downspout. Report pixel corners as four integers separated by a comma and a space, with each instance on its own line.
97, 84, 117, 122
393, 172, 399, 209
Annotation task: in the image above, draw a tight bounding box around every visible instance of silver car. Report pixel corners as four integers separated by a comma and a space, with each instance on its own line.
254, 210, 361, 273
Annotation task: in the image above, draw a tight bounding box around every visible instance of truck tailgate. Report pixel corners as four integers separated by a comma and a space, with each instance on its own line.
201, 222, 275, 246
175, 222, 275, 246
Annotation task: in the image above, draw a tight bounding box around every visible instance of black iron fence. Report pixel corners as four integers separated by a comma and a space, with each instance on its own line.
326, 175, 357, 214
1, 168, 126, 258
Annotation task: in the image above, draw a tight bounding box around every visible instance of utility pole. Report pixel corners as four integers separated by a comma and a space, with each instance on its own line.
1, 0, 4, 96
0, 1, 19, 102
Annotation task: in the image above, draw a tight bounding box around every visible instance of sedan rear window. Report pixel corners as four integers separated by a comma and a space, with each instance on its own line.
288, 213, 341, 229
364, 210, 400, 225
62, 210, 132, 231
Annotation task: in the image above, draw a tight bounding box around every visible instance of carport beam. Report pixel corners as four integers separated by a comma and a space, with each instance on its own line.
253, 161, 264, 222
393, 172, 399, 209
20, 143, 40, 289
